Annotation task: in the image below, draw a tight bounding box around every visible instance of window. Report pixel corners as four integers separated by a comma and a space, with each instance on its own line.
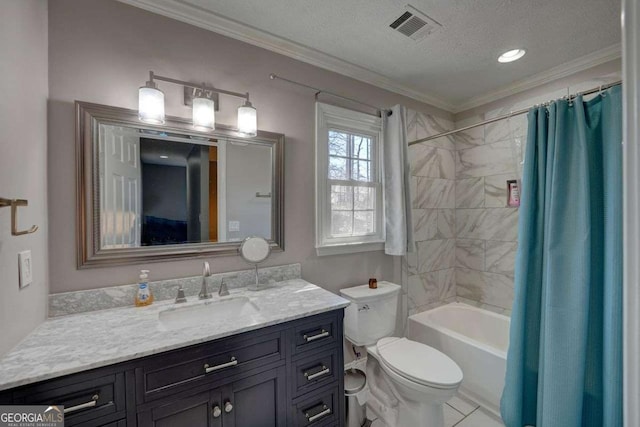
315, 103, 384, 255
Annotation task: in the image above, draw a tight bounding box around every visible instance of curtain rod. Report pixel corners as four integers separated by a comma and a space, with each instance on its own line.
409, 80, 622, 146
269, 73, 390, 116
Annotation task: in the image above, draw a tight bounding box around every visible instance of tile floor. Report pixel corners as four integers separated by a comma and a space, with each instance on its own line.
369, 393, 504, 427
445, 394, 505, 427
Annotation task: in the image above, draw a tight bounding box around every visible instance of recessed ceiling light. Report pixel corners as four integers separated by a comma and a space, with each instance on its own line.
498, 49, 526, 63
160, 155, 169, 159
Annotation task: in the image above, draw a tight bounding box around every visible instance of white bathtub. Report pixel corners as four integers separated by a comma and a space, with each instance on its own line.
408, 303, 510, 416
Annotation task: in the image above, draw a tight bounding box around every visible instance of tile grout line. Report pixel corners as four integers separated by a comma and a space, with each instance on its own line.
451, 406, 481, 427
446, 402, 466, 417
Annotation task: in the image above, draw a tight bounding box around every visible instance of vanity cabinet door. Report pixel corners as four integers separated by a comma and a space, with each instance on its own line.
221, 366, 287, 427
137, 389, 221, 427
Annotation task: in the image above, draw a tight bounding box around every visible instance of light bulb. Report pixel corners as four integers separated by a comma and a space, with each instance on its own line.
192, 96, 215, 131
498, 49, 526, 63
237, 100, 257, 137
138, 83, 165, 124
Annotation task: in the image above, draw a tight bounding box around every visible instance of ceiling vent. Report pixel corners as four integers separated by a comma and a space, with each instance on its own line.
388, 5, 441, 42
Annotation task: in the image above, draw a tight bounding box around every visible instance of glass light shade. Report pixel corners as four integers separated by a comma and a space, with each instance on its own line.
237, 102, 257, 137
138, 85, 165, 124
192, 97, 215, 131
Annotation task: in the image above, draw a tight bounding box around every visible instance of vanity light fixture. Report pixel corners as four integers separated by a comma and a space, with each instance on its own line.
138, 80, 165, 124
192, 92, 216, 131
237, 98, 257, 137
138, 71, 257, 136
498, 48, 526, 63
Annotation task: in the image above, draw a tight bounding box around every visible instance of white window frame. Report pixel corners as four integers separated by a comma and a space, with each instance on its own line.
315, 102, 384, 256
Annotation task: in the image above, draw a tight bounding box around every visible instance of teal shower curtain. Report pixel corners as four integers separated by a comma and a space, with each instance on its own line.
501, 85, 623, 427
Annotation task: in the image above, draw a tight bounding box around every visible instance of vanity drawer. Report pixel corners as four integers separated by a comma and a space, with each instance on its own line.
136, 329, 284, 402
291, 348, 338, 397
292, 312, 339, 355
292, 384, 339, 427
13, 372, 126, 426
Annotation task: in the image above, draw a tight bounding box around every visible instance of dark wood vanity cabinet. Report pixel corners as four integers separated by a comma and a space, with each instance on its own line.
137, 366, 288, 427
1, 309, 345, 427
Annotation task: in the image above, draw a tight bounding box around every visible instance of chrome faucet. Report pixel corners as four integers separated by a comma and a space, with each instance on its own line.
199, 262, 213, 300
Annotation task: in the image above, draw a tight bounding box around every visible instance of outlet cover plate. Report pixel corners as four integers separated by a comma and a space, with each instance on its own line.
18, 250, 33, 289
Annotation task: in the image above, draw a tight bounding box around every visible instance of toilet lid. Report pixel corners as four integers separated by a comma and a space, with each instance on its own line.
377, 337, 463, 389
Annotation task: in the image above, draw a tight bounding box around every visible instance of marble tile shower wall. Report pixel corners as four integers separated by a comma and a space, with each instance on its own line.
453, 114, 524, 314
404, 110, 458, 316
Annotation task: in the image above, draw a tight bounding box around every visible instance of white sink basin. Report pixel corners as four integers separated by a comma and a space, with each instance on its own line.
158, 297, 260, 330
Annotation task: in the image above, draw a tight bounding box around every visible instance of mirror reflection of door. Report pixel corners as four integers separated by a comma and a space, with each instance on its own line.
99, 125, 142, 249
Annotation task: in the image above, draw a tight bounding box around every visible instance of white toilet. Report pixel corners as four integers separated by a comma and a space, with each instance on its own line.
340, 282, 463, 427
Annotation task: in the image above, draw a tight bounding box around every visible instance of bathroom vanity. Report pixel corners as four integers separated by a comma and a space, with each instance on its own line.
0, 279, 349, 427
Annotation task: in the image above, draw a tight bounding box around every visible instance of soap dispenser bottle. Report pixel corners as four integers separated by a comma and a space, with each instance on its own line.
135, 270, 154, 307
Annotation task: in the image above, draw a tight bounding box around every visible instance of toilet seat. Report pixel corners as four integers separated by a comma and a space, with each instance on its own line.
376, 337, 463, 390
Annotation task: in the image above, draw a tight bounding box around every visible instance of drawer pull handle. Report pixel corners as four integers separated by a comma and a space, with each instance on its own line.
303, 330, 329, 342
63, 394, 99, 414
204, 357, 238, 373
305, 366, 330, 381
306, 405, 331, 423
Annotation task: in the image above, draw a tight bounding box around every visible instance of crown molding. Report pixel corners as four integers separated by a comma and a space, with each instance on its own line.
115, 1, 621, 114
452, 43, 622, 113
116, 0, 455, 111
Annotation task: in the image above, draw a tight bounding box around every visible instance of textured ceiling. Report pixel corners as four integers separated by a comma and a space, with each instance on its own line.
129, 0, 621, 109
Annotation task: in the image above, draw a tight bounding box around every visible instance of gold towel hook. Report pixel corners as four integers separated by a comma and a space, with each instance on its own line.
0, 198, 38, 236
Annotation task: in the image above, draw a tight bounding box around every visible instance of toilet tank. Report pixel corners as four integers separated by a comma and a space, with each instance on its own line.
340, 282, 401, 346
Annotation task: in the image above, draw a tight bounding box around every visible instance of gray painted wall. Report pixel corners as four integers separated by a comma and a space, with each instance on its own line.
47, 0, 447, 294
0, 0, 49, 356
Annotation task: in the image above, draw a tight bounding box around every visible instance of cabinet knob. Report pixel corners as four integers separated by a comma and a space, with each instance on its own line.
224, 401, 233, 413
212, 405, 221, 418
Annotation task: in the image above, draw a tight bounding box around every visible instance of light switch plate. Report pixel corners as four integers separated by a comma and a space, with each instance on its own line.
18, 250, 33, 289
228, 221, 240, 232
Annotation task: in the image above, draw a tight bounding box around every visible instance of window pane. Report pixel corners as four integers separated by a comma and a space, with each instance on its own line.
354, 186, 375, 210
331, 211, 353, 236
328, 130, 348, 156
351, 159, 372, 181
331, 185, 353, 211
329, 156, 348, 179
354, 211, 375, 235
352, 135, 371, 160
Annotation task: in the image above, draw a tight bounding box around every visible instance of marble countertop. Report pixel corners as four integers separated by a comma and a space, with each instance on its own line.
0, 279, 350, 391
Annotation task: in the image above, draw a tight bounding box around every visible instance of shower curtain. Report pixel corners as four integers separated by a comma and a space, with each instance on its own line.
501, 85, 623, 427
383, 104, 414, 256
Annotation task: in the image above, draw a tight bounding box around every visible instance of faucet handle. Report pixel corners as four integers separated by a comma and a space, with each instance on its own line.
175, 285, 187, 303
218, 277, 230, 297
203, 261, 211, 277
